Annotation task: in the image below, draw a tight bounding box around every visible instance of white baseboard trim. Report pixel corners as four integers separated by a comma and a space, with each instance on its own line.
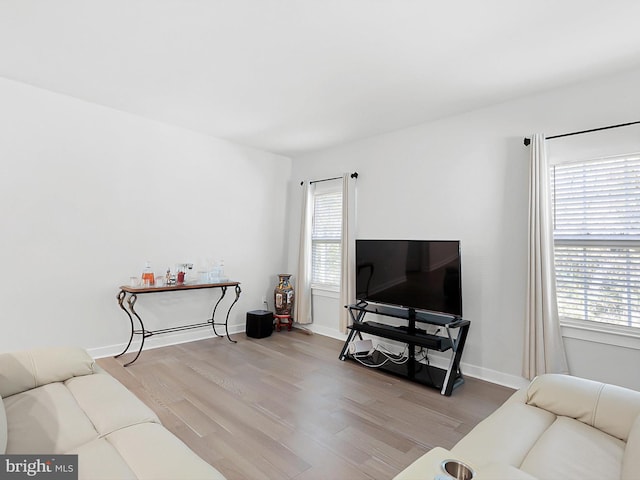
88, 322, 529, 391
427, 354, 529, 391
300, 323, 349, 341
88, 324, 245, 359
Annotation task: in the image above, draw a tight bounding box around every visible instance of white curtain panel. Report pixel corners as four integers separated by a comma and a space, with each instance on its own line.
296, 181, 314, 324
339, 173, 356, 333
524, 134, 569, 379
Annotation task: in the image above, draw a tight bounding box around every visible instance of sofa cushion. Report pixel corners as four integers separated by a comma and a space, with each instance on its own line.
70, 438, 138, 480
520, 416, 625, 480
105, 422, 226, 480
4, 382, 98, 454
0, 394, 7, 454
65, 373, 159, 436
526, 374, 640, 441
0, 347, 95, 398
451, 400, 555, 468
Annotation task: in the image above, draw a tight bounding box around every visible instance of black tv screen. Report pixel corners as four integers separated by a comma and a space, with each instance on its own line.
355, 239, 462, 316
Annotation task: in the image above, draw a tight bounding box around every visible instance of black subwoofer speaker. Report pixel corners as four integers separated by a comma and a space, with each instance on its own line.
246, 310, 274, 338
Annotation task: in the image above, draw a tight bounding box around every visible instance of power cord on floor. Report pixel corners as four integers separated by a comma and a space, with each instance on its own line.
351, 344, 409, 368
376, 343, 409, 364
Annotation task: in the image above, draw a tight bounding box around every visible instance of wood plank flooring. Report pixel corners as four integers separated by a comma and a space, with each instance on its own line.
97, 330, 514, 480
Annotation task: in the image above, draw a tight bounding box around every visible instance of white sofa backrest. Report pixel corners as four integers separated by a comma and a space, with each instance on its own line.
526, 374, 640, 442
622, 415, 640, 480
0, 393, 7, 453
0, 347, 95, 398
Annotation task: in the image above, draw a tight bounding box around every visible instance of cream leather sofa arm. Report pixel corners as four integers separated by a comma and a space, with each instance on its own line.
0, 346, 95, 398
393, 447, 539, 480
392, 447, 456, 480
393, 447, 475, 480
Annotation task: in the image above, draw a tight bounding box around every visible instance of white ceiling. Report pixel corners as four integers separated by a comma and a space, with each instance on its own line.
2, 1, 640, 156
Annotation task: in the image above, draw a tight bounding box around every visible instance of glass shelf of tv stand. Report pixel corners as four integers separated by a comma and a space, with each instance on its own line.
347, 302, 467, 327
341, 302, 470, 396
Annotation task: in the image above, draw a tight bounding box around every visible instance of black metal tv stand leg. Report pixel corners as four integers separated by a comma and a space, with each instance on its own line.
339, 328, 359, 360
442, 322, 470, 396
339, 306, 365, 360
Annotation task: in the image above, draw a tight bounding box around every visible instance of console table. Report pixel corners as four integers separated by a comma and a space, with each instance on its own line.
339, 303, 470, 396
116, 281, 241, 366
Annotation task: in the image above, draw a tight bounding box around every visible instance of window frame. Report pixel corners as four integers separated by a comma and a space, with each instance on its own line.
310, 180, 343, 293
550, 152, 640, 344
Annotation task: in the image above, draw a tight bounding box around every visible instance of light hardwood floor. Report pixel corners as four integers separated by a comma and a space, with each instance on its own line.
97, 330, 514, 480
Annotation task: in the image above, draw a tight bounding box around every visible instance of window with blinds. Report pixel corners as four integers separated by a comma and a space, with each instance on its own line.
312, 190, 342, 289
551, 154, 640, 329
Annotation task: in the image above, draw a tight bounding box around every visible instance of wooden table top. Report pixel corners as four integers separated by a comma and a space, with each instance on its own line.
119, 281, 240, 294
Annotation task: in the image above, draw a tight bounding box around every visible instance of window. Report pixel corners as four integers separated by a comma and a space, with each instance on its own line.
311, 185, 342, 290
551, 154, 640, 329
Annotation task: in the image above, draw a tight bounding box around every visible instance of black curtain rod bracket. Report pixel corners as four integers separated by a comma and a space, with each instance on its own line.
524, 120, 640, 146
305, 172, 359, 185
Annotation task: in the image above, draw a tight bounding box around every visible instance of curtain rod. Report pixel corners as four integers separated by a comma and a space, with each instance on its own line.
523, 120, 640, 146
300, 172, 358, 186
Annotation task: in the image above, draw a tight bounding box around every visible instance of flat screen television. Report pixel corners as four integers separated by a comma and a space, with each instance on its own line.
355, 239, 462, 316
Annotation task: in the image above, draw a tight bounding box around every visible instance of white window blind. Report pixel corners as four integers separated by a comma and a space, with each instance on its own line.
551, 154, 640, 329
312, 190, 342, 288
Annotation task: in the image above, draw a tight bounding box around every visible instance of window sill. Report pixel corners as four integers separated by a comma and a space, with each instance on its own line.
560, 319, 640, 350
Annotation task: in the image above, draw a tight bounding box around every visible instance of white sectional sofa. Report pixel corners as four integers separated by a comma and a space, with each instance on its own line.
395, 374, 640, 480
0, 347, 225, 480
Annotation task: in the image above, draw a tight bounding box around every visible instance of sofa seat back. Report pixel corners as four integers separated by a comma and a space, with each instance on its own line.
0, 347, 96, 398
451, 374, 640, 480
3, 372, 160, 454
526, 374, 640, 442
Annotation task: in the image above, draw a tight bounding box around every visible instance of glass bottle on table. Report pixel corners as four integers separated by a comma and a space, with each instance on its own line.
141, 261, 155, 287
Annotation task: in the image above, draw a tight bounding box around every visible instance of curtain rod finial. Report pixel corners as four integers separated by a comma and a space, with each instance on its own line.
524, 137, 531, 146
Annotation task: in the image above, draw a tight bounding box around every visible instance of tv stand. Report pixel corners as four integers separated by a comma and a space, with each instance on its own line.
339, 303, 470, 396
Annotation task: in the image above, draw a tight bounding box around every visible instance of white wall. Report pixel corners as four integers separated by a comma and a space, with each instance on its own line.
286, 67, 640, 390
0, 77, 291, 356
